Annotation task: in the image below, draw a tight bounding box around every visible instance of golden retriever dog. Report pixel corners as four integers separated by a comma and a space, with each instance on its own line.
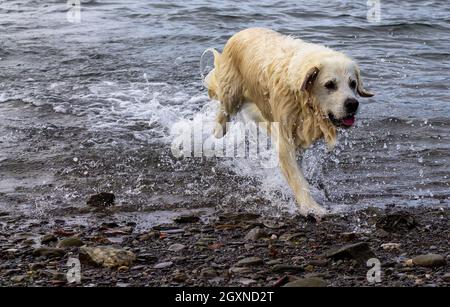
204, 28, 373, 217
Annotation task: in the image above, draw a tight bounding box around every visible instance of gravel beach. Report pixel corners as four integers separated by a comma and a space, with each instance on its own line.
1, 204, 448, 287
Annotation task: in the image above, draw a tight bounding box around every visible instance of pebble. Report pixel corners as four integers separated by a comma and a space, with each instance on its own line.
324, 242, 375, 263
341, 232, 358, 241
172, 272, 187, 282
235, 256, 263, 267
168, 243, 186, 252
79, 246, 136, 268
153, 261, 173, 269
376, 212, 417, 232
32, 247, 65, 258
200, 268, 217, 278
412, 254, 446, 268
57, 237, 84, 248
174, 215, 200, 223
229, 267, 252, 275
237, 278, 256, 286
244, 227, 267, 241
381, 243, 401, 251
283, 277, 327, 287
86, 192, 115, 207
442, 273, 450, 282
11, 275, 27, 283
271, 264, 304, 273
267, 259, 282, 265
307, 259, 328, 267
41, 234, 58, 244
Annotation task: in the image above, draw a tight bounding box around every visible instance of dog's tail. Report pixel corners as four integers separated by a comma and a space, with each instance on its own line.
200, 48, 221, 100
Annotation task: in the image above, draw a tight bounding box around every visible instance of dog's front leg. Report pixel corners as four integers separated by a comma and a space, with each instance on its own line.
277, 136, 327, 217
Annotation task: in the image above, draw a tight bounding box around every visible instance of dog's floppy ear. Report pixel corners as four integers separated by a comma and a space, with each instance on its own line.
300, 66, 320, 93
355, 67, 374, 97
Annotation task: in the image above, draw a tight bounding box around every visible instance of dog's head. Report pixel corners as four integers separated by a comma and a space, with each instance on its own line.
290, 51, 373, 128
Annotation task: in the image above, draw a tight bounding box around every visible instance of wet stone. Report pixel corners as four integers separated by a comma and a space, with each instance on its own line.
41, 234, 58, 244
174, 215, 200, 223
168, 243, 186, 252
79, 246, 136, 268
412, 254, 446, 268
235, 257, 263, 267
376, 212, 418, 232
32, 247, 65, 258
153, 261, 173, 269
200, 268, 217, 278
271, 264, 304, 273
87, 192, 115, 207
283, 277, 327, 287
244, 227, 267, 241
324, 242, 375, 263
57, 237, 84, 248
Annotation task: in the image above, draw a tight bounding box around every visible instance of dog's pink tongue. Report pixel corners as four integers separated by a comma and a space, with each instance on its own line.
342, 116, 355, 127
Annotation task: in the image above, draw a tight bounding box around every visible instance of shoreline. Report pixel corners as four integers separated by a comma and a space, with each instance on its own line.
0, 205, 448, 287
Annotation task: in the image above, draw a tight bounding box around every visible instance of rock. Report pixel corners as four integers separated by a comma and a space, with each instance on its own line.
341, 232, 358, 242
41, 234, 58, 244
271, 264, 304, 273
237, 278, 256, 285
172, 272, 187, 282
79, 246, 136, 268
200, 268, 217, 278
244, 227, 267, 241
279, 233, 305, 242
381, 243, 401, 251
262, 220, 285, 229
304, 265, 314, 272
376, 212, 418, 232
235, 256, 263, 267
218, 212, 260, 222
442, 273, 450, 282
11, 275, 27, 283
168, 243, 186, 252
404, 259, 414, 267
117, 266, 129, 272
32, 247, 65, 258
283, 277, 327, 287
87, 192, 115, 207
137, 253, 158, 263
57, 237, 84, 248
174, 215, 200, 223
153, 261, 173, 269
171, 256, 187, 263
412, 254, 446, 268
308, 259, 328, 267
229, 267, 252, 275
324, 242, 375, 263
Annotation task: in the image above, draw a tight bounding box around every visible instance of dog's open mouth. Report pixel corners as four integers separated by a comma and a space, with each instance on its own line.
329, 114, 356, 128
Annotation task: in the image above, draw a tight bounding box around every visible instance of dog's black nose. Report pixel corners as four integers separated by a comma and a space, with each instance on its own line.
345, 98, 359, 114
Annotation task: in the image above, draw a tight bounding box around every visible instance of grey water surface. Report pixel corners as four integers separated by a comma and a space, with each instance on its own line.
0, 0, 449, 226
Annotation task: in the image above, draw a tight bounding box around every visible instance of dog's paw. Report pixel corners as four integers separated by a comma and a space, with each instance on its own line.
298, 203, 328, 221
213, 123, 226, 139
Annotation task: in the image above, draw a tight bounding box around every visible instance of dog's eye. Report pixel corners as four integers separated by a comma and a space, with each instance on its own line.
324, 81, 337, 91
349, 80, 357, 90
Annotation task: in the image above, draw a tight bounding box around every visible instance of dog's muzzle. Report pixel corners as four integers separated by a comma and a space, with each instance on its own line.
329, 98, 359, 128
